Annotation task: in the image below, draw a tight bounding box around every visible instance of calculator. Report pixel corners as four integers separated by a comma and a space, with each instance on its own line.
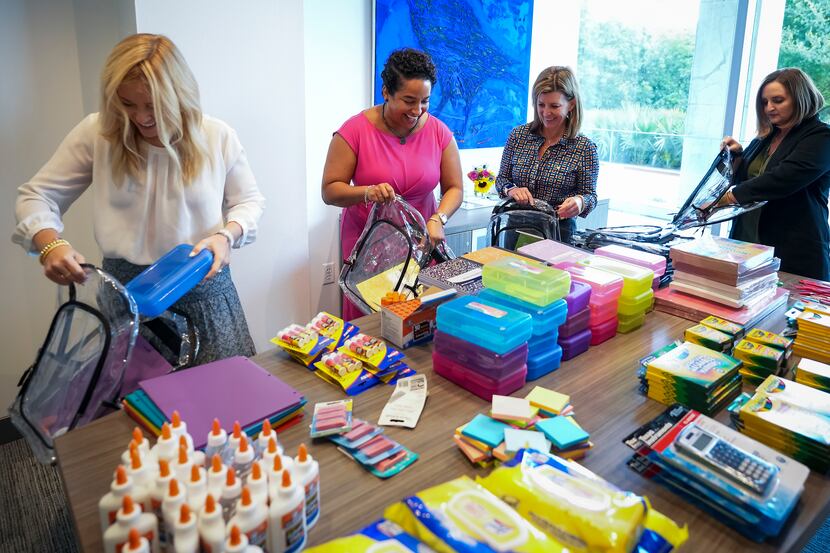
676, 424, 777, 495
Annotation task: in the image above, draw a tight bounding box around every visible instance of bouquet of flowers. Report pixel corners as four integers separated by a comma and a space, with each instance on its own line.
467, 165, 496, 196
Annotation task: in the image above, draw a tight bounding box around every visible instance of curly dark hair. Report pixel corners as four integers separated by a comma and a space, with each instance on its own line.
380, 48, 437, 96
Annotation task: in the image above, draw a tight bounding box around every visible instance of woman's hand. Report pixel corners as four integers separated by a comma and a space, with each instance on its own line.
366, 183, 396, 204
557, 196, 582, 219
191, 233, 231, 280
426, 218, 445, 246
721, 136, 744, 155
42, 245, 86, 285
508, 186, 533, 205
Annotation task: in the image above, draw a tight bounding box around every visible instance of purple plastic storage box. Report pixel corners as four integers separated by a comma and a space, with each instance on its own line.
589, 300, 618, 326
526, 343, 563, 381
559, 306, 590, 338
432, 330, 527, 377
590, 316, 618, 345
564, 280, 591, 314
432, 350, 527, 401
559, 328, 591, 360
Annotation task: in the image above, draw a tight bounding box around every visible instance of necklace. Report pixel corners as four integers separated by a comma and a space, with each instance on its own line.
382, 103, 420, 145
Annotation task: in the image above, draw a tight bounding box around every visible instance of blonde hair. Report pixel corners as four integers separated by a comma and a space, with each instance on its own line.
99, 33, 209, 185
529, 66, 583, 139
756, 67, 825, 137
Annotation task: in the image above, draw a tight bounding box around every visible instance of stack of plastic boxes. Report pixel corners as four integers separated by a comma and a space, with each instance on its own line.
433, 295, 533, 400
479, 257, 571, 380
579, 256, 655, 333
557, 280, 592, 360
559, 263, 624, 346
594, 244, 667, 293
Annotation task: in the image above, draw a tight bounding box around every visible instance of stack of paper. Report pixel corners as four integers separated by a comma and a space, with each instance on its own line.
643, 341, 742, 415
732, 376, 830, 472
123, 356, 306, 448
793, 303, 830, 364
795, 358, 830, 392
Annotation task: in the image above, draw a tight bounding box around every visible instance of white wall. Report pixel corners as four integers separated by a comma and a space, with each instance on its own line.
134, 0, 312, 352
304, 0, 372, 317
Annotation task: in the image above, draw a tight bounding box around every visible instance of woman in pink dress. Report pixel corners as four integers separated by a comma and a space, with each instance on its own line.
322, 48, 463, 320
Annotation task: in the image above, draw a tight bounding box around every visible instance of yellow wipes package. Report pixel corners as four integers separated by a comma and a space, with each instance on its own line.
384, 476, 563, 553
305, 519, 426, 552
477, 451, 644, 553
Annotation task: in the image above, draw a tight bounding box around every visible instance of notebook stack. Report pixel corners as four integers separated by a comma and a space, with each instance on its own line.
641, 341, 742, 415
417, 256, 484, 295
123, 356, 306, 448
731, 375, 830, 472
594, 244, 666, 292
668, 236, 779, 309
624, 404, 809, 541
793, 302, 830, 364
477, 257, 570, 379
559, 263, 623, 345
433, 295, 532, 400
579, 255, 655, 333
795, 358, 830, 392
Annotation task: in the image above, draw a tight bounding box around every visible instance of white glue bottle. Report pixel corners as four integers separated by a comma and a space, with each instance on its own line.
220, 467, 242, 522
267, 470, 306, 553
233, 435, 255, 482
205, 418, 228, 462
293, 443, 320, 529
227, 487, 268, 549
150, 460, 175, 551
207, 454, 228, 499
198, 494, 226, 553
174, 442, 194, 485
186, 464, 208, 513
124, 528, 150, 553
172, 503, 199, 553
161, 478, 187, 547
266, 455, 289, 500
170, 410, 195, 453
121, 427, 151, 466
153, 423, 178, 464
103, 495, 159, 553
99, 465, 134, 532
226, 525, 264, 553
254, 419, 275, 456
246, 462, 268, 507
127, 448, 152, 513
225, 421, 243, 465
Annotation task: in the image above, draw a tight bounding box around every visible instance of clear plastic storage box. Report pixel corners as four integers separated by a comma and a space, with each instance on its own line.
594, 244, 666, 276
481, 257, 571, 307
477, 289, 567, 337
579, 256, 654, 297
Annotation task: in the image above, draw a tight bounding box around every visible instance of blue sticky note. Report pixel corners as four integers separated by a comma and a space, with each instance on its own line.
504, 428, 550, 453
461, 414, 509, 448
536, 416, 589, 449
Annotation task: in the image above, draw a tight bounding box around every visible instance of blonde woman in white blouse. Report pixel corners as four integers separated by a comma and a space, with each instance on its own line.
13, 34, 265, 364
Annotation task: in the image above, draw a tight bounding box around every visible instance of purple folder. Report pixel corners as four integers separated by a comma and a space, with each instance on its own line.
139, 356, 304, 449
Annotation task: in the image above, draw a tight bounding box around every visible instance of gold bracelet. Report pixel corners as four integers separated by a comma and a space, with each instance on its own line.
39, 238, 71, 265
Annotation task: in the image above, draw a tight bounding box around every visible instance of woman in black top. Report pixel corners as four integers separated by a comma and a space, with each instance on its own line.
722, 68, 830, 280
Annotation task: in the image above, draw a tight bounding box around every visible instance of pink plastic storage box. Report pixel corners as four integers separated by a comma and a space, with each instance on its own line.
590, 316, 618, 345
594, 244, 666, 276
588, 300, 618, 327
432, 349, 527, 401
432, 330, 527, 377
560, 262, 624, 303
517, 239, 591, 266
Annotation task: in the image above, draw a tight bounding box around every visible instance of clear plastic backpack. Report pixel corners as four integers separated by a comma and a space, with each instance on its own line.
488, 198, 561, 249
9, 266, 139, 464
339, 196, 453, 315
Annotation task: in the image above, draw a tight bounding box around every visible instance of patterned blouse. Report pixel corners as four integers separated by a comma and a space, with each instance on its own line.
496, 123, 599, 217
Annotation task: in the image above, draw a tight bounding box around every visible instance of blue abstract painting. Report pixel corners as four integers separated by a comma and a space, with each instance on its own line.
374, 0, 534, 149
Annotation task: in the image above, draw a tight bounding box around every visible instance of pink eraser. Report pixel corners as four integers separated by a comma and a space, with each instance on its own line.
315, 416, 347, 431
360, 436, 394, 457
373, 450, 408, 472
317, 405, 345, 417
343, 422, 372, 441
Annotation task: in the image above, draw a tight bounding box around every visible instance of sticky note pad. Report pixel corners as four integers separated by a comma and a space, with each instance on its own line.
454, 435, 490, 463
461, 414, 509, 448
536, 416, 589, 449
491, 395, 534, 422
525, 386, 570, 414
504, 428, 550, 454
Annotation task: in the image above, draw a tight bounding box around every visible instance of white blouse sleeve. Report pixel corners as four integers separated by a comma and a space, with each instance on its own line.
221, 127, 265, 247
13, 115, 96, 254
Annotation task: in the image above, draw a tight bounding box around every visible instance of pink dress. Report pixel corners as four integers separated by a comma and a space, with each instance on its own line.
337, 111, 453, 320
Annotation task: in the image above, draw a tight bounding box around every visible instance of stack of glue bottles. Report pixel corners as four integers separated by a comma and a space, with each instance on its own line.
98, 412, 320, 553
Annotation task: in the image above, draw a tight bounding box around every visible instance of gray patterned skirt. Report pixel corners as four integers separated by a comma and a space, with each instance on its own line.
103, 257, 256, 367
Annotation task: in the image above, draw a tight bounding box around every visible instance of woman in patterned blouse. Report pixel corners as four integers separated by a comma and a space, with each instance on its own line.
496, 66, 599, 243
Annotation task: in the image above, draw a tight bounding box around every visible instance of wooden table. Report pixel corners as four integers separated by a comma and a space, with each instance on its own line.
55, 287, 830, 552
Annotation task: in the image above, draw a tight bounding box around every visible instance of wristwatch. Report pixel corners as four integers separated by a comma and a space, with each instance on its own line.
435, 212, 448, 225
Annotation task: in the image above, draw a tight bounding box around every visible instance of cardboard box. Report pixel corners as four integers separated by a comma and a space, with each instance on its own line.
381, 288, 456, 349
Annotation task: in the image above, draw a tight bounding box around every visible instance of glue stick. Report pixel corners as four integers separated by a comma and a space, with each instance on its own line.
150, 459, 174, 550
173, 503, 199, 553
228, 487, 268, 549
221, 468, 242, 522
292, 443, 320, 528
246, 462, 268, 507
226, 525, 264, 553
103, 495, 159, 553
198, 494, 225, 553
124, 528, 150, 553
207, 454, 228, 499
267, 471, 306, 553
205, 419, 228, 462
186, 464, 208, 513
98, 465, 133, 532
161, 479, 187, 546
233, 435, 255, 481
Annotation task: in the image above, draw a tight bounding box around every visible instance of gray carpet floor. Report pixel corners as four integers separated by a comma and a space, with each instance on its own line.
0, 437, 828, 552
